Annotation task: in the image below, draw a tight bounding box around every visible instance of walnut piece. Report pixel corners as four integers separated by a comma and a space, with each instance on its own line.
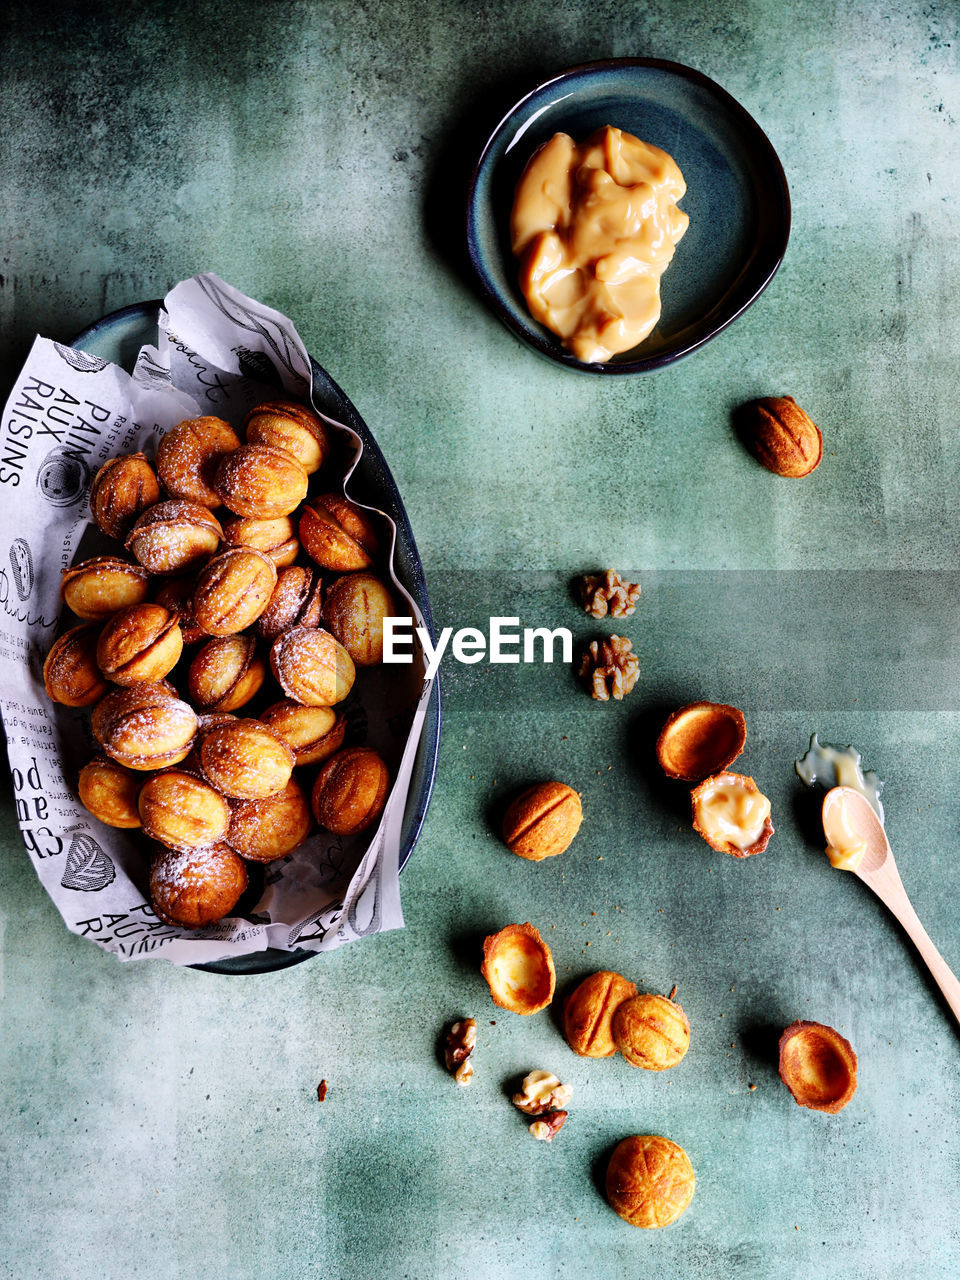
579, 570, 641, 619
512, 1069, 572, 1115
529, 1111, 568, 1142
444, 1018, 477, 1086
579, 635, 640, 701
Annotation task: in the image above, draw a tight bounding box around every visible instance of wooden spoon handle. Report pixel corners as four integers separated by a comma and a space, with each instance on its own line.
868, 874, 960, 1027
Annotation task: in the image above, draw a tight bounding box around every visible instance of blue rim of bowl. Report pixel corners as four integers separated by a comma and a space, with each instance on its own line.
71, 300, 442, 975
465, 57, 791, 375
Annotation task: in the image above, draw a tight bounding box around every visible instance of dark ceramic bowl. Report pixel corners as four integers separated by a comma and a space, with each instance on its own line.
72, 301, 442, 975
466, 58, 790, 375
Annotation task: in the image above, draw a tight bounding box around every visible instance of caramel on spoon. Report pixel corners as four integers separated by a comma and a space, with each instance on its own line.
822, 786, 960, 1026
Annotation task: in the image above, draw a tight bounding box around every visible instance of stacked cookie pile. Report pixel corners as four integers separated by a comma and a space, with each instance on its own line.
43, 405, 400, 928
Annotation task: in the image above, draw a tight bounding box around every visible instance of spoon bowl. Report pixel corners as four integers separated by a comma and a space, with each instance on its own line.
821, 786, 960, 1028
822, 786, 891, 876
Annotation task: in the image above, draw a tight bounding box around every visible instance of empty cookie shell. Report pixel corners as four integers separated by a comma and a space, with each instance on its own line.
778, 1020, 858, 1114
656, 701, 746, 782
481, 922, 555, 1015
690, 771, 773, 857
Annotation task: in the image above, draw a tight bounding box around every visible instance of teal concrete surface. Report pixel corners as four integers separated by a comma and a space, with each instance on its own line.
2, 1, 960, 1277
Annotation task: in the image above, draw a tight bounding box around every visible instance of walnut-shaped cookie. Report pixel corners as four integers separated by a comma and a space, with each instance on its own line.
89, 453, 161, 541
612, 992, 690, 1070
191, 547, 277, 636
188, 635, 266, 713
92, 683, 197, 771
149, 843, 249, 928
152, 575, 207, 645
77, 756, 143, 828
214, 443, 308, 518
43, 624, 109, 707
311, 747, 389, 835
563, 970, 638, 1058
156, 415, 241, 506
138, 770, 232, 852
126, 500, 222, 575
298, 494, 379, 571
60, 557, 150, 622
270, 626, 356, 706
96, 603, 183, 686
244, 400, 331, 475
690, 771, 773, 857
323, 572, 399, 666
222, 515, 299, 568
255, 566, 323, 642
227, 777, 312, 862
199, 718, 295, 800
259, 701, 346, 766
606, 1135, 695, 1228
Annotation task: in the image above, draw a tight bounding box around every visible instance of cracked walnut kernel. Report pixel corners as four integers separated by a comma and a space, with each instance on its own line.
579, 570, 641, 619
579, 635, 639, 701
444, 1018, 476, 1086
529, 1111, 568, 1142
512, 1069, 572, 1116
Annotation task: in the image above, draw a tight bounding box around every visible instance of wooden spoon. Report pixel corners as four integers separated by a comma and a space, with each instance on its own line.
822, 786, 960, 1026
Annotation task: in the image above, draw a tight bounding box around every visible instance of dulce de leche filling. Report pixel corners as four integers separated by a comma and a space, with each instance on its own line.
822, 792, 868, 871
510, 126, 689, 363
695, 776, 771, 851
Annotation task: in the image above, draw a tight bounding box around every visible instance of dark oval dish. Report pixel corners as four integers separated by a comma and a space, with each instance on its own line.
72, 301, 442, 975
466, 58, 791, 375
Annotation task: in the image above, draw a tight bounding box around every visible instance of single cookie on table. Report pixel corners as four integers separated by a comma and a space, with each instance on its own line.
89, 453, 161, 541
91, 683, 198, 771
60, 557, 150, 622
199, 718, 295, 800
227, 776, 312, 862
156, 416, 242, 507
502, 781, 582, 861
298, 494, 379, 571
138, 769, 232, 852
77, 756, 143, 828
188, 634, 266, 713
270, 626, 356, 706
126, 499, 223, 575
244, 400, 331, 475
214, 443, 308, 519
96, 603, 183, 686
149, 842, 249, 929
311, 746, 389, 835
43, 624, 109, 707
612, 992, 690, 1071
191, 547, 277, 636
323, 572, 399, 666
222, 515, 299, 568
255, 566, 323, 642
605, 1135, 695, 1229
259, 701, 346, 766
563, 970, 638, 1058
